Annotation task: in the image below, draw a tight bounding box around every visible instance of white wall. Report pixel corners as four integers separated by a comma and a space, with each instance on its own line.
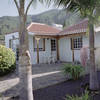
5, 32, 19, 54
28, 36, 57, 64
59, 37, 72, 62
82, 32, 100, 48
82, 32, 100, 65
95, 32, 100, 48
74, 50, 81, 62
59, 36, 88, 62
59, 32, 100, 63
5, 32, 19, 48
59, 37, 82, 62
83, 35, 89, 47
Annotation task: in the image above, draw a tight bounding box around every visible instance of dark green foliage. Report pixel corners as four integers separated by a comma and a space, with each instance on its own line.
0, 45, 16, 76
31, 9, 82, 26
53, 0, 100, 23
63, 63, 83, 80
65, 90, 91, 100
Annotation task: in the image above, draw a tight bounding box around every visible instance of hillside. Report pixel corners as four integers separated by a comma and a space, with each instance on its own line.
0, 15, 32, 35
0, 9, 82, 36
31, 9, 82, 26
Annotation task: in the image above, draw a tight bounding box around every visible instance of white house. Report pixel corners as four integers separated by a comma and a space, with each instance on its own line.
27, 22, 61, 64
5, 19, 100, 64
58, 19, 100, 63
5, 23, 61, 64
5, 32, 19, 53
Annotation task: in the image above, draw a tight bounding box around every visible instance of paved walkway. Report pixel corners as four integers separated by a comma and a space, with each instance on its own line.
0, 63, 66, 99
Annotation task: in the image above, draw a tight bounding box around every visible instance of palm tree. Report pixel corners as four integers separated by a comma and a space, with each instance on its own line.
46, 0, 100, 90
13, 0, 35, 100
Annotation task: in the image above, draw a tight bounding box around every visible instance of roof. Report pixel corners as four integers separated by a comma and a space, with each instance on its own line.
27, 22, 61, 36
5, 19, 96, 38
59, 19, 88, 36
5, 31, 18, 35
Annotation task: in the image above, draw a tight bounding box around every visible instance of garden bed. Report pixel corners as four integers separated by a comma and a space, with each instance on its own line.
34, 72, 100, 100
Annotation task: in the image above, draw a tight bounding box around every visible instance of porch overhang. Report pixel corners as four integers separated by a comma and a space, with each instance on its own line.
34, 35, 60, 64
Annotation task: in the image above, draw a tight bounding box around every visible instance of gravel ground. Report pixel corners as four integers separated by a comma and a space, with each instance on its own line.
34, 72, 100, 100
0, 63, 66, 100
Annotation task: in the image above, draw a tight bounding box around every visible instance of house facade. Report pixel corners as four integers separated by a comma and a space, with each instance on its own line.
27, 22, 61, 64
5, 32, 19, 53
5, 19, 100, 64
58, 19, 100, 63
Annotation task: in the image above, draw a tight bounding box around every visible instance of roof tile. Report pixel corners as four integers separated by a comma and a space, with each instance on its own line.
59, 19, 88, 35
27, 22, 61, 35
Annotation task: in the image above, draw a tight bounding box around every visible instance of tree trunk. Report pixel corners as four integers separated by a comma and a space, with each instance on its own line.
18, 0, 33, 100
89, 22, 99, 90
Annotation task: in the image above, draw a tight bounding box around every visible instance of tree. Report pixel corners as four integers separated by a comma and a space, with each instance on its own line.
13, 0, 35, 100
47, 0, 100, 90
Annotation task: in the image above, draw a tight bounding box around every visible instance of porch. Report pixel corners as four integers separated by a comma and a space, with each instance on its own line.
27, 21, 87, 64
28, 33, 84, 64
29, 34, 60, 64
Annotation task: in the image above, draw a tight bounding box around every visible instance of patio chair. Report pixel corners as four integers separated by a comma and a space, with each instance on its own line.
48, 55, 56, 64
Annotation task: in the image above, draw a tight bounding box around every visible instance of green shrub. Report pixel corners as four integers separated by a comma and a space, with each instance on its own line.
65, 91, 91, 100
63, 63, 83, 80
0, 45, 16, 76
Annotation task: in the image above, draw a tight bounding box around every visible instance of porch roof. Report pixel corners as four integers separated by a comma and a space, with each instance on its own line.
27, 19, 100, 38
27, 19, 88, 38
58, 19, 88, 36
27, 22, 61, 36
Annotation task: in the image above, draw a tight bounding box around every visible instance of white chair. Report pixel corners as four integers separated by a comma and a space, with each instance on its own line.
52, 57, 56, 63
48, 55, 56, 64
48, 55, 52, 64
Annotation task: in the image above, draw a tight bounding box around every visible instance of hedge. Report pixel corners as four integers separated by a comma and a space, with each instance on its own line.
0, 45, 16, 76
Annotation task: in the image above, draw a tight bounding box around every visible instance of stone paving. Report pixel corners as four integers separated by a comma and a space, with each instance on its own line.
0, 63, 66, 100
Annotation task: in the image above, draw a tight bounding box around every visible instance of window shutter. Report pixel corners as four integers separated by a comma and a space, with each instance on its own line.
43, 38, 45, 51
33, 37, 36, 51
70, 38, 73, 50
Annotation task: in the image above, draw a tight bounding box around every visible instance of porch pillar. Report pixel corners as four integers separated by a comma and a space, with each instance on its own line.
56, 38, 60, 61
35, 37, 40, 64
72, 38, 74, 62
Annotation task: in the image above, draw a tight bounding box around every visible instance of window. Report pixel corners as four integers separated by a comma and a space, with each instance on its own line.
51, 39, 56, 51
34, 38, 45, 51
9, 38, 19, 51
12, 39, 19, 52
71, 37, 82, 49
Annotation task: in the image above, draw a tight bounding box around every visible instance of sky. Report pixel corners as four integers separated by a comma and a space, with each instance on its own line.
0, 0, 55, 17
